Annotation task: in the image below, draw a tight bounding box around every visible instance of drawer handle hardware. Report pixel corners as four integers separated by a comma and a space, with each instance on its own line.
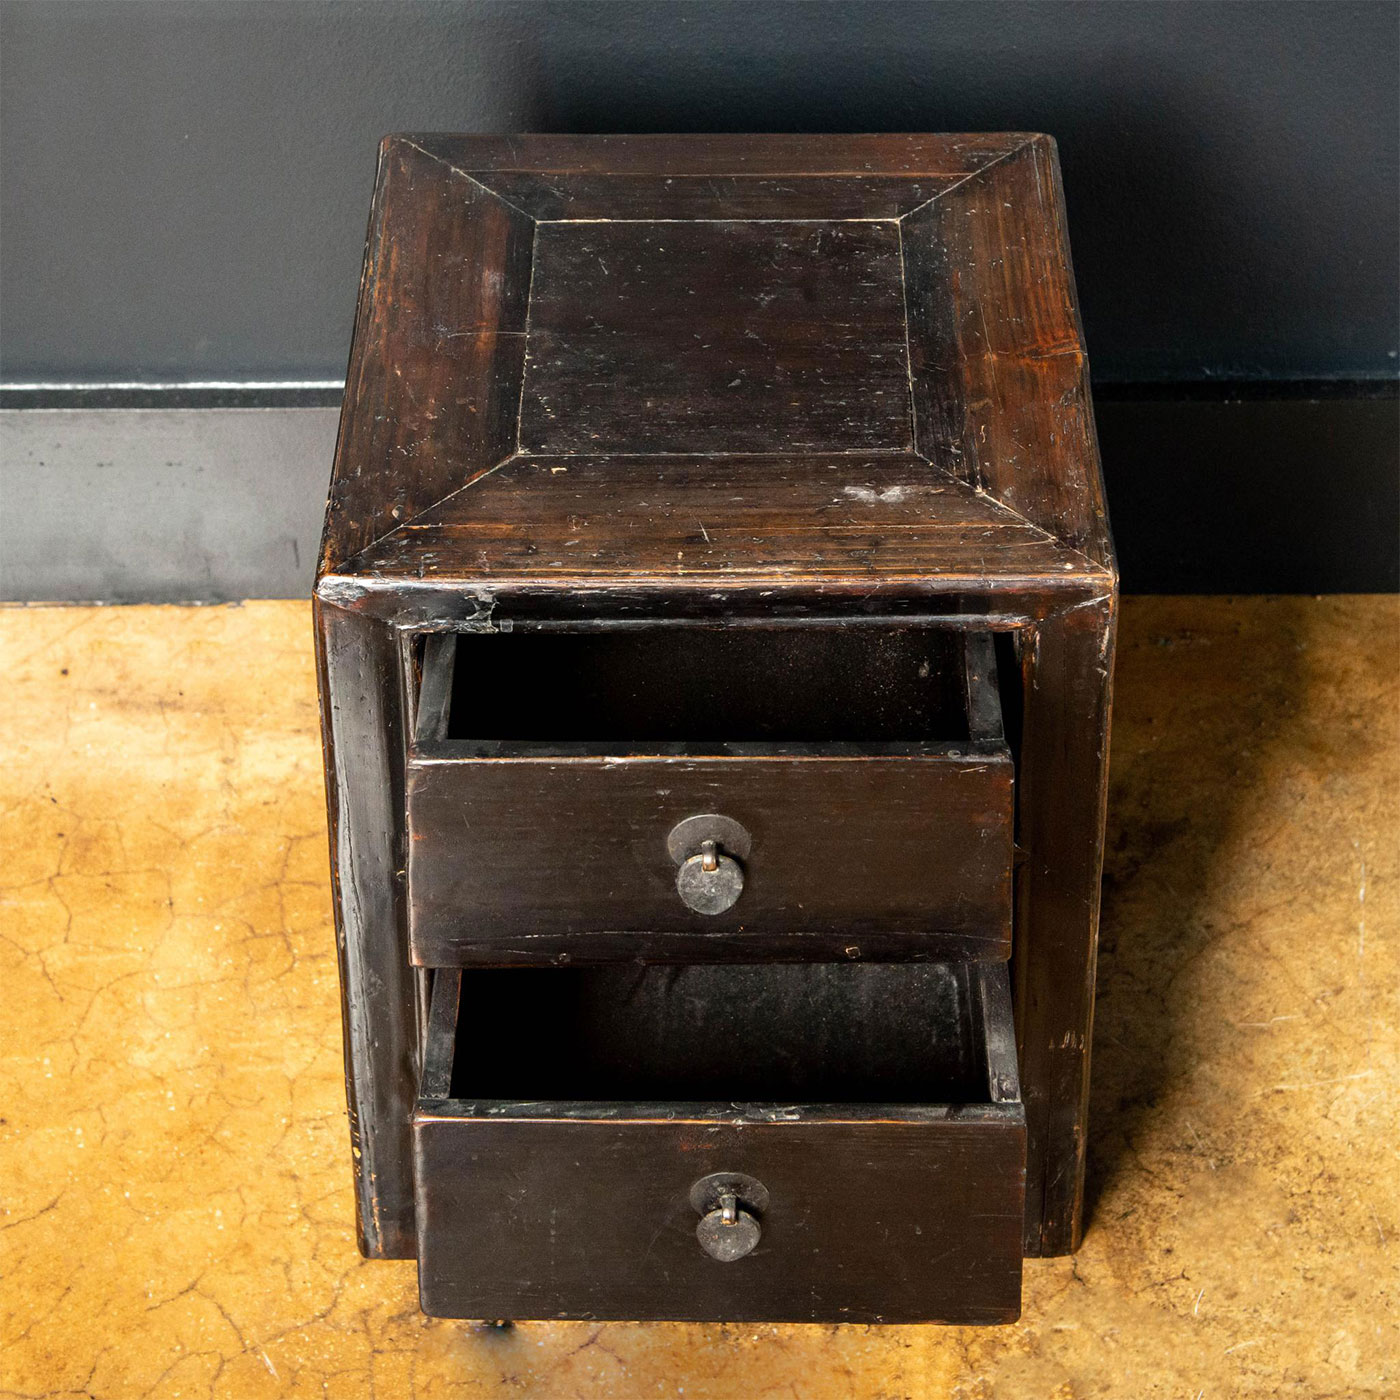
676, 840, 744, 915
667, 815, 751, 916
689, 1172, 768, 1263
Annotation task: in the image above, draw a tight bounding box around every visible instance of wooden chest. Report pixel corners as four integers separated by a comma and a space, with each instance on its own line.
316, 133, 1116, 1325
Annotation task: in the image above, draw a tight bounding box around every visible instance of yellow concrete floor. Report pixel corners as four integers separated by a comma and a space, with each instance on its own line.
1, 597, 1396, 1399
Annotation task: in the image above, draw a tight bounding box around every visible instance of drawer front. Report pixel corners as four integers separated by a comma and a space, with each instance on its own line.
414, 1111, 1024, 1324
412, 963, 1025, 1324
407, 752, 1013, 963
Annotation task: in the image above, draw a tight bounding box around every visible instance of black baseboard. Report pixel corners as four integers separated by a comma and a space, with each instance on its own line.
1, 382, 1395, 602
1095, 381, 1398, 594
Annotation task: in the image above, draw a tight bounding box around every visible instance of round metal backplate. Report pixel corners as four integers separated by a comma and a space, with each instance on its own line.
666, 814, 752, 866
688, 1171, 770, 1217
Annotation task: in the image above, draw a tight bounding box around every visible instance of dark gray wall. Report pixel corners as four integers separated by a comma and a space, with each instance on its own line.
3, 0, 1397, 387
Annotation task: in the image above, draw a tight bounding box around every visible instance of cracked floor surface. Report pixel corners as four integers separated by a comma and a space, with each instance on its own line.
1, 597, 1396, 1398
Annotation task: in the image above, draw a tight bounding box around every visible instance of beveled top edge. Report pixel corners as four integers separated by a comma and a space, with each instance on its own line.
391, 131, 1046, 178
315, 564, 1118, 610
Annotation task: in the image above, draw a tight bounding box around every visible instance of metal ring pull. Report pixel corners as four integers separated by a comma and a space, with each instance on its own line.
690, 1172, 768, 1262
667, 817, 751, 916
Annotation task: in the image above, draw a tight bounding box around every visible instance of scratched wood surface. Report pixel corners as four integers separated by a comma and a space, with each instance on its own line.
413, 965, 1026, 1324
319, 133, 1112, 597
321, 139, 534, 573
519, 219, 913, 455
401, 131, 1033, 220
315, 133, 1116, 1273
351, 452, 1093, 585
407, 622, 1013, 962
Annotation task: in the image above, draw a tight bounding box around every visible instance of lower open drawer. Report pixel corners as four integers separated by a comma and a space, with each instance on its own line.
412, 961, 1025, 1324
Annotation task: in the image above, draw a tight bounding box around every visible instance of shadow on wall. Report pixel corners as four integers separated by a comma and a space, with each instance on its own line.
6, 1, 1394, 384
505, 12, 1375, 382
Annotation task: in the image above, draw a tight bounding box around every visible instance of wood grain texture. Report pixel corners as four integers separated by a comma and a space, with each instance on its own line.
519, 220, 912, 454
400, 131, 1036, 221
312, 596, 418, 1258
407, 751, 1013, 963
320, 137, 534, 573
319, 133, 1113, 598
901, 136, 1113, 568
348, 453, 1093, 587
1014, 593, 1116, 1255
402, 131, 1034, 176
408, 624, 1011, 963
415, 1113, 1025, 1323
413, 965, 1025, 1324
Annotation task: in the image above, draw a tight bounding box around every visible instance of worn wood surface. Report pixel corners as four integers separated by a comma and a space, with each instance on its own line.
319, 138, 533, 574
408, 751, 1013, 963
348, 452, 1095, 588
316, 132, 1116, 1278
1015, 595, 1116, 1254
413, 965, 1025, 1324
312, 597, 418, 1258
407, 622, 1012, 961
902, 137, 1112, 567
320, 133, 1112, 600
399, 131, 1035, 221
520, 219, 912, 455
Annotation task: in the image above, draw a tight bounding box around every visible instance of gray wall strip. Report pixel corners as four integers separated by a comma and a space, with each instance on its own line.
3, 390, 1396, 602
1, 407, 337, 603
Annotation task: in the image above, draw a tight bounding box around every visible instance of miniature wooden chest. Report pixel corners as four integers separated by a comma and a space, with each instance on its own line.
316, 133, 1116, 1324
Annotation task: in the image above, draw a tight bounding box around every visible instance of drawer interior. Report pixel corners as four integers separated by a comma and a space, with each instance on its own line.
407, 626, 1012, 961
414, 960, 1024, 1322
420, 625, 998, 748
423, 960, 1016, 1108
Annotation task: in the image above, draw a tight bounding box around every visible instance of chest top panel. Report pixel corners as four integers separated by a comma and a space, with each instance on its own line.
520, 219, 913, 457
318, 134, 1114, 604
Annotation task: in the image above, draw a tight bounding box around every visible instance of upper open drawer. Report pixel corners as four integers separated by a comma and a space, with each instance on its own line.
406, 623, 1014, 965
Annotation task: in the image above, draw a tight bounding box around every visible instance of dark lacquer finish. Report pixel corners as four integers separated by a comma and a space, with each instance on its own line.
519, 219, 914, 455
413, 963, 1025, 1324
406, 627, 1013, 964
313, 596, 419, 1258
315, 134, 1116, 1279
